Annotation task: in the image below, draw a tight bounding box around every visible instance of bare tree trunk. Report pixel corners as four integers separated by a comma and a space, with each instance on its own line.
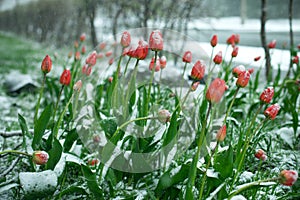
112, 8, 122, 41
287, 0, 294, 77
260, 0, 272, 81
86, 0, 98, 47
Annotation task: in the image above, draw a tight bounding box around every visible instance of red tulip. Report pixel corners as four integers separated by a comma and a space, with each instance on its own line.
135, 40, 149, 60
75, 51, 80, 61
268, 40, 276, 49
99, 42, 106, 50
149, 30, 163, 51
226, 34, 236, 46
41, 55, 52, 74
108, 76, 113, 83
255, 149, 267, 161
292, 56, 299, 64
210, 35, 218, 47
232, 65, 246, 78
234, 34, 240, 44
206, 78, 226, 103
216, 125, 226, 142
74, 41, 79, 48
32, 151, 49, 165
160, 56, 167, 69
213, 51, 222, 64
248, 68, 254, 74
279, 170, 298, 186
231, 46, 239, 57
97, 53, 104, 59
120, 31, 131, 48
86, 51, 97, 66
182, 51, 192, 63
80, 33, 86, 42
60, 69, 71, 86
105, 51, 113, 57
236, 70, 251, 88
260, 87, 274, 104
108, 57, 114, 65
81, 46, 86, 54
157, 109, 171, 124
191, 60, 205, 81
254, 56, 261, 62
88, 159, 99, 166
264, 103, 280, 120
149, 57, 161, 72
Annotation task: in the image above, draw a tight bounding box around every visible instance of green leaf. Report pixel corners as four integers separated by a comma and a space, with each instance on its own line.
58, 185, 87, 197
99, 118, 118, 138
63, 129, 78, 152
32, 104, 52, 150
291, 108, 299, 135
274, 65, 281, 87
254, 69, 260, 91
81, 165, 104, 200
214, 145, 233, 179
18, 113, 29, 149
46, 137, 63, 170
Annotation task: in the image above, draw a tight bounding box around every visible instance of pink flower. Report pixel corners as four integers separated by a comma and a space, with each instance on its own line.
60, 69, 71, 86
182, 51, 192, 63
149, 30, 163, 51
260, 87, 274, 104
232, 65, 246, 78
135, 40, 149, 60
268, 40, 276, 49
86, 51, 97, 66
191, 60, 205, 81
206, 78, 226, 103
231, 46, 239, 57
279, 170, 298, 186
160, 56, 167, 69
216, 125, 226, 142
236, 70, 251, 88
32, 151, 49, 165
255, 149, 267, 161
80, 33, 86, 42
264, 103, 280, 120
210, 35, 218, 47
41, 55, 52, 74
99, 42, 106, 50
120, 31, 131, 48
108, 57, 114, 65
73, 80, 82, 91
213, 51, 222, 64
105, 51, 113, 57
157, 109, 171, 123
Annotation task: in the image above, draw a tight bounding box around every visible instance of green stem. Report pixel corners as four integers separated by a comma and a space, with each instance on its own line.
180, 62, 188, 97
223, 87, 240, 124
146, 51, 158, 116
53, 85, 65, 122
0, 149, 31, 157
185, 102, 212, 199
34, 73, 46, 123
208, 47, 215, 71
53, 92, 74, 140
123, 57, 132, 76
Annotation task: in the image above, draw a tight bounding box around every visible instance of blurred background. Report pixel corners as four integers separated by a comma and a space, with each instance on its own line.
0, 0, 299, 48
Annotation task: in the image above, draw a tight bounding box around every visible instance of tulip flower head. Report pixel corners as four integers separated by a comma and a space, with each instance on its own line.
158, 109, 171, 124
268, 40, 276, 49
232, 65, 246, 78
41, 55, 52, 74
264, 103, 280, 120
260, 87, 274, 104
236, 70, 251, 88
149, 57, 161, 72
120, 31, 131, 48
73, 80, 82, 91
216, 125, 226, 142
254, 56, 261, 62
80, 33, 86, 42
160, 56, 167, 69
292, 56, 299, 64
191, 82, 200, 91
210, 35, 218, 47
32, 151, 49, 165
255, 149, 267, 161
279, 170, 298, 186
190, 60, 205, 81
231, 46, 239, 57
135, 40, 149, 60
86, 51, 97, 66
213, 51, 222, 64
60, 69, 71, 86
149, 30, 163, 51
182, 51, 192, 63
206, 78, 226, 103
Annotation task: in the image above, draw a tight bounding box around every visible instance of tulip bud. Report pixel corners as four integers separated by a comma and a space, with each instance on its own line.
120, 31, 131, 48
149, 30, 163, 51
80, 33, 86, 42
86, 66, 92, 76
254, 56, 261, 62
68, 51, 73, 59
226, 34, 236, 46
73, 80, 82, 91
190, 60, 205, 81
206, 78, 226, 103
81, 46, 86, 54
149, 57, 161, 72
41, 55, 52, 74
248, 68, 254, 74
260, 87, 274, 104
292, 56, 299, 64
88, 159, 99, 166
60, 69, 71, 86
231, 46, 239, 57
213, 51, 222, 64
160, 56, 167, 69
32, 151, 49, 165
255, 149, 267, 161
93, 135, 101, 143
99, 42, 106, 50
108, 76, 113, 83
264, 103, 280, 120
279, 170, 298, 186
97, 53, 104, 59
75, 51, 80, 61
268, 40, 276, 49
74, 41, 79, 49
105, 51, 113, 57
108, 58, 114, 65
190, 82, 200, 91
210, 35, 218, 47
157, 109, 171, 124
86, 51, 97, 66
182, 51, 192, 63
232, 65, 246, 78
236, 70, 251, 88
135, 40, 149, 60
216, 125, 226, 142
